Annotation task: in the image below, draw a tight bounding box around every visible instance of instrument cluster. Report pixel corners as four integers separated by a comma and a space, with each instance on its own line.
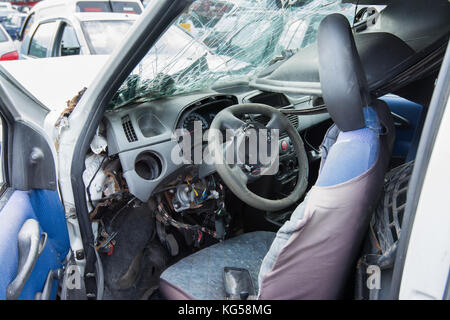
180, 111, 216, 132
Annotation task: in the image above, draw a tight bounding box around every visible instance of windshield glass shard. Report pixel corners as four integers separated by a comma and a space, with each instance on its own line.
109, 0, 355, 109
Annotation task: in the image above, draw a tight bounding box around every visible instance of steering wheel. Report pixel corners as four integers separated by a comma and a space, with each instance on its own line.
208, 103, 308, 212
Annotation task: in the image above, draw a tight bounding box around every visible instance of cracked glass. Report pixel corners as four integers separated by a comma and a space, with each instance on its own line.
109, 0, 355, 109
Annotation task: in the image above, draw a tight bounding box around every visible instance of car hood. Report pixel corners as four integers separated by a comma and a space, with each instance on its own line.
0, 55, 109, 112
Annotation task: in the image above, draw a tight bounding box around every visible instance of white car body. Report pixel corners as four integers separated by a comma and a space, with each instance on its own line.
0, 3, 18, 20
0, 24, 17, 58
27, 0, 144, 22
20, 12, 138, 59
0, 3, 13, 11
19, 0, 142, 59
399, 96, 450, 300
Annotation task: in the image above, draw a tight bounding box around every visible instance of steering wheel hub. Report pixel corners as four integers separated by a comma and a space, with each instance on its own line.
208, 103, 309, 212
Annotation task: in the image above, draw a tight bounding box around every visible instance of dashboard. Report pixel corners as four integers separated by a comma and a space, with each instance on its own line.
103, 86, 330, 202
177, 95, 238, 132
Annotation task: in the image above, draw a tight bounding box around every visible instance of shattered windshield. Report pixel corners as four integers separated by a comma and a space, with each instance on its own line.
109, 0, 355, 109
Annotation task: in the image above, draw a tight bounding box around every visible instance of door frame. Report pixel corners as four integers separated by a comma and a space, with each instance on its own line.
0, 62, 68, 300
56, 0, 193, 299
390, 41, 450, 299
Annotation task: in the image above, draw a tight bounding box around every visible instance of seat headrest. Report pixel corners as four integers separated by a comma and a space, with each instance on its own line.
318, 14, 371, 132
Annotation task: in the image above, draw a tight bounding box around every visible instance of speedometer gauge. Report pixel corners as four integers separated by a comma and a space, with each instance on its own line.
181, 113, 209, 133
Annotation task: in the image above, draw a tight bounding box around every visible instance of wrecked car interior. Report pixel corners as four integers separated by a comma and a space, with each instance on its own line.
70, 0, 450, 300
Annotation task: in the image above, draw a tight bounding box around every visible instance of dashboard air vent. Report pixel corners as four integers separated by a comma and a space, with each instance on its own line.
122, 115, 138, 142
283, 106, 299, 130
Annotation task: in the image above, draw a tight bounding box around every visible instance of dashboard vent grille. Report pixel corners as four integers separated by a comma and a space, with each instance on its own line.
122, 115, 138, 142
284, 107, 299, 127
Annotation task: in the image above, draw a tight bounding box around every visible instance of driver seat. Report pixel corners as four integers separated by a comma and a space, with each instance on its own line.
159, 14, 395, 300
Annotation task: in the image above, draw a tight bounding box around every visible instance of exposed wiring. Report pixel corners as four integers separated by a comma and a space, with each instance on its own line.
303, 128, 320, 153
156, 199, 217, 239
109, 197, 137, 228
87, 155, 108, 211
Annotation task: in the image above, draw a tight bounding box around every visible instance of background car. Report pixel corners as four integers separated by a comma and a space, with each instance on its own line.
189, 0, 233, 28
17, 0, 143, 59
0, 2, 18, 23
14, 4, 31, 14
0, 23, 18, 60
0, 2, 13, 10
2, 12, 27, 40
19, 11, 138, 59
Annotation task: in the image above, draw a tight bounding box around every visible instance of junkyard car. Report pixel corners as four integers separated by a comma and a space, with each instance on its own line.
2, 12, 27, 40
18, 0, 142, 59
0, 23, 18, 60
0, 2, 17, 24
0, 0, 449, 300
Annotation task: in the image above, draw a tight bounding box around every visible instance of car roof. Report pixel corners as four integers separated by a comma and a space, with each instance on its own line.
11, 12, 28, 17
28, 0, 143, 22
73, 12, 138, 22
31, 0, 144, 13
5, 12, 28, 19
0, 3, 12, 9
0, 9, 18, 16
31, 11, 138, 25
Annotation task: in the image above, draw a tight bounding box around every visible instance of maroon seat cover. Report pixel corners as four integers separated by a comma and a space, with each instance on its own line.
258, 101, 394, 299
